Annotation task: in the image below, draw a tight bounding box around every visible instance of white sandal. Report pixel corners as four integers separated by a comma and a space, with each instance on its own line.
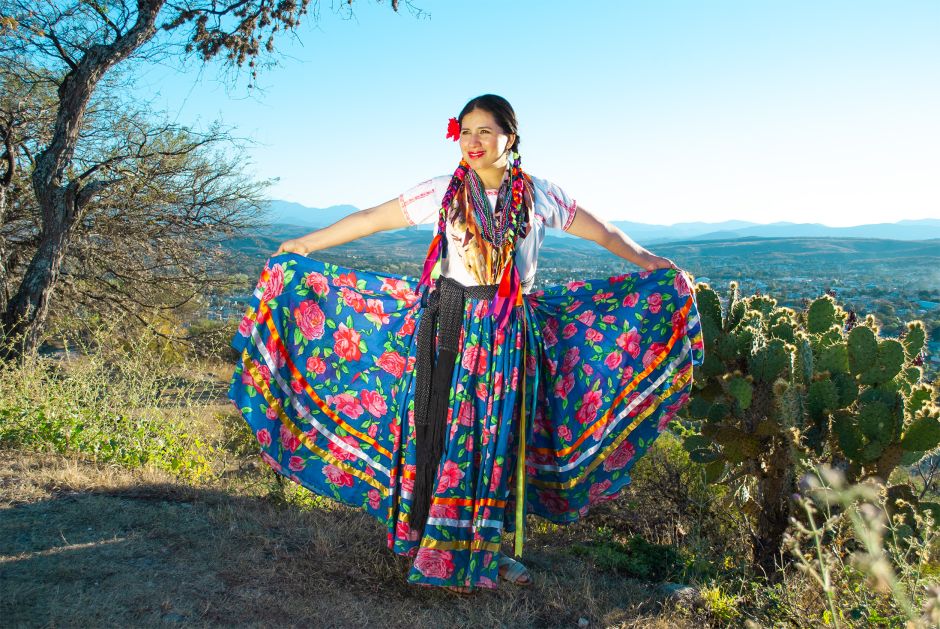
497, 554, 532, 586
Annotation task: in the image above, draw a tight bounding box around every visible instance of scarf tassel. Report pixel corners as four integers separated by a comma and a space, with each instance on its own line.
418, 233, 444, 288
490, 260, 521, 329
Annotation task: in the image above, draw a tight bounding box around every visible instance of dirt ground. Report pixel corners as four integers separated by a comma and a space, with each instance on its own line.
0, 452, 697, 629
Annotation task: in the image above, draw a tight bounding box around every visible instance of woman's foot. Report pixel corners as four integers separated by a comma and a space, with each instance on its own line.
497, 555, 532, 586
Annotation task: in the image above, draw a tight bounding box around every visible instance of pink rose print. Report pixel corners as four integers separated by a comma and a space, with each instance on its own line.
256, 428, 272, 447
537, 489, 570, 515
557, 424, 573, 442
238, 314, 254, 337
526, 355, 537, 376
616, 328, 641, 359
265, 405, 279, 420
413, 548, 456, 580
260, 263, 284, 302
266, 336, 285, 369
333, 392, 364, 419
461, 344, 489, 376
429, 503, 459, 519
290, 379, 303, 394
589, 479, 613, 505
476, 382, 489, 401
542, 317, 559, 348
396, 520, 411, 541
368, 489, 382, 510
333, 324, 362, 362
627, 390, 655, 418
436, 460, 465, 493
457, 403, 475, 426
260, 451, 282, 473
360, 389, 388, 418
576, 310, 596, 326
602, 314, 617, 325
585, 328, 604, 343
566, 280, 586, 291
546, 358, 558, 377
288, 455, 305, 472
376, 351, 406, 378
674, 271, 692, 297
592, 291, 613, 303
489, 463, 503, 492
339, 287, 365, 313
367, 423, 378, 438
562, 347, 580, 374
493, 371, 505, 399
305, 271, 330, 296
642, 342, 667, 369
603, 440, 636, 471
554, 372, 575, 399
254, 360, 271, 384
575, 389, 603, 425
617, 370, 634, 392
672, 309, 687, 333
333, 271, 358, 288
294, 300, 326, 340
328, 434, 360, 462
323, 464, 355, 487
380, 277, 419, 305
562, 322, 577, 339
365, 299, 390, 326
306, 355, 327, 375
658, 408, 678, 432
398, 315, 416, 336
565, 300, 584, 313
623, 292, 640, 308
647, 292, 663, 314
280, 424, 300, 452
604, 350, 622, 370
406, 356, 416, 373
583, 363, 594, 376
609, 273, 628, 283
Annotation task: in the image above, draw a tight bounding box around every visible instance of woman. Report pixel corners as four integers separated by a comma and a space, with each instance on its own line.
230, 95, 703, 591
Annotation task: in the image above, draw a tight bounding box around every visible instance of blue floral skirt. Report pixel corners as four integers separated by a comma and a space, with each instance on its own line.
229, 253, 703, 590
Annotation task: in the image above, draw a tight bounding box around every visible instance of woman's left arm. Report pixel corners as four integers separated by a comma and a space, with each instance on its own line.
565, 204, 676, 271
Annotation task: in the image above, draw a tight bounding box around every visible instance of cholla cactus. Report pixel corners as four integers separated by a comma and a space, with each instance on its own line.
684, 283, 940, 574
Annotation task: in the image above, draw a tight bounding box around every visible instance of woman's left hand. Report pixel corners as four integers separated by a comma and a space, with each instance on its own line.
639, 253, 677, 271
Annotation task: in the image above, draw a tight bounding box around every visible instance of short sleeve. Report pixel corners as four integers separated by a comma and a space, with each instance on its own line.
531, 176, 578, 231
398, 175, 450, 226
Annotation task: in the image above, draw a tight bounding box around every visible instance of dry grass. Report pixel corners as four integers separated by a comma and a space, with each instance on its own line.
0, 451, 700, 628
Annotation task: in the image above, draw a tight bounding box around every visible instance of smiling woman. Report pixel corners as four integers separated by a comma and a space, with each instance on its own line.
231, 94, 704, 592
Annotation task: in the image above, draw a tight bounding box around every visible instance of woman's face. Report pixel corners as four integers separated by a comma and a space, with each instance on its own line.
459, 108, 515, 172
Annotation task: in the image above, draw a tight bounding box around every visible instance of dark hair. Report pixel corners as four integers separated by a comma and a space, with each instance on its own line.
457, 94, 520, 151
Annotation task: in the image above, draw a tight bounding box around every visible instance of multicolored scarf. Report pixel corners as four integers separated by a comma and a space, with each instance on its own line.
418, 154, 531, 328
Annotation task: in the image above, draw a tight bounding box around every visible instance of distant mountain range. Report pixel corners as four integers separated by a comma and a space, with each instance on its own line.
266, 200, 940, 243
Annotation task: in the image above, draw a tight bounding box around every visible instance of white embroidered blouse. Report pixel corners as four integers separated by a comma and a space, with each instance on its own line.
398, 175, 578, 291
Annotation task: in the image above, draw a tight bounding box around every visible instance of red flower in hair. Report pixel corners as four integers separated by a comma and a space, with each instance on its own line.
446, 117, 460, 142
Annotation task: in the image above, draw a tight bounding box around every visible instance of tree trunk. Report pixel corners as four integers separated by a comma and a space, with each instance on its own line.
753, 434, 794, 579
1, 188, 76, 354
0, 0, 162, 358
0, 186, 7, 314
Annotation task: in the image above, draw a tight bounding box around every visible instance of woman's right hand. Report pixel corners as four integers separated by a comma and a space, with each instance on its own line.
275, 238, 310, 256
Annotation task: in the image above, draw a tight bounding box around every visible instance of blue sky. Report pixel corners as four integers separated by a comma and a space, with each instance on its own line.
137, 1, 940, 226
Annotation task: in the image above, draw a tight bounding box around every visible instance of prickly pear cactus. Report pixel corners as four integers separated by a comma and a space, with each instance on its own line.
682, 285, 940, 573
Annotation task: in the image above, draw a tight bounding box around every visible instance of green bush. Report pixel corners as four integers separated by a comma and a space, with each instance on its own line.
0, 325, 216, 481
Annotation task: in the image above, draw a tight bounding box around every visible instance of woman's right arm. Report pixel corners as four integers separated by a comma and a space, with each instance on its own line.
274, 198, 410, 255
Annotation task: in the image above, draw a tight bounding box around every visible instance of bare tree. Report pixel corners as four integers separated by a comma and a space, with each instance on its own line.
0, 58, 271, 343
0, 0, 400, 357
